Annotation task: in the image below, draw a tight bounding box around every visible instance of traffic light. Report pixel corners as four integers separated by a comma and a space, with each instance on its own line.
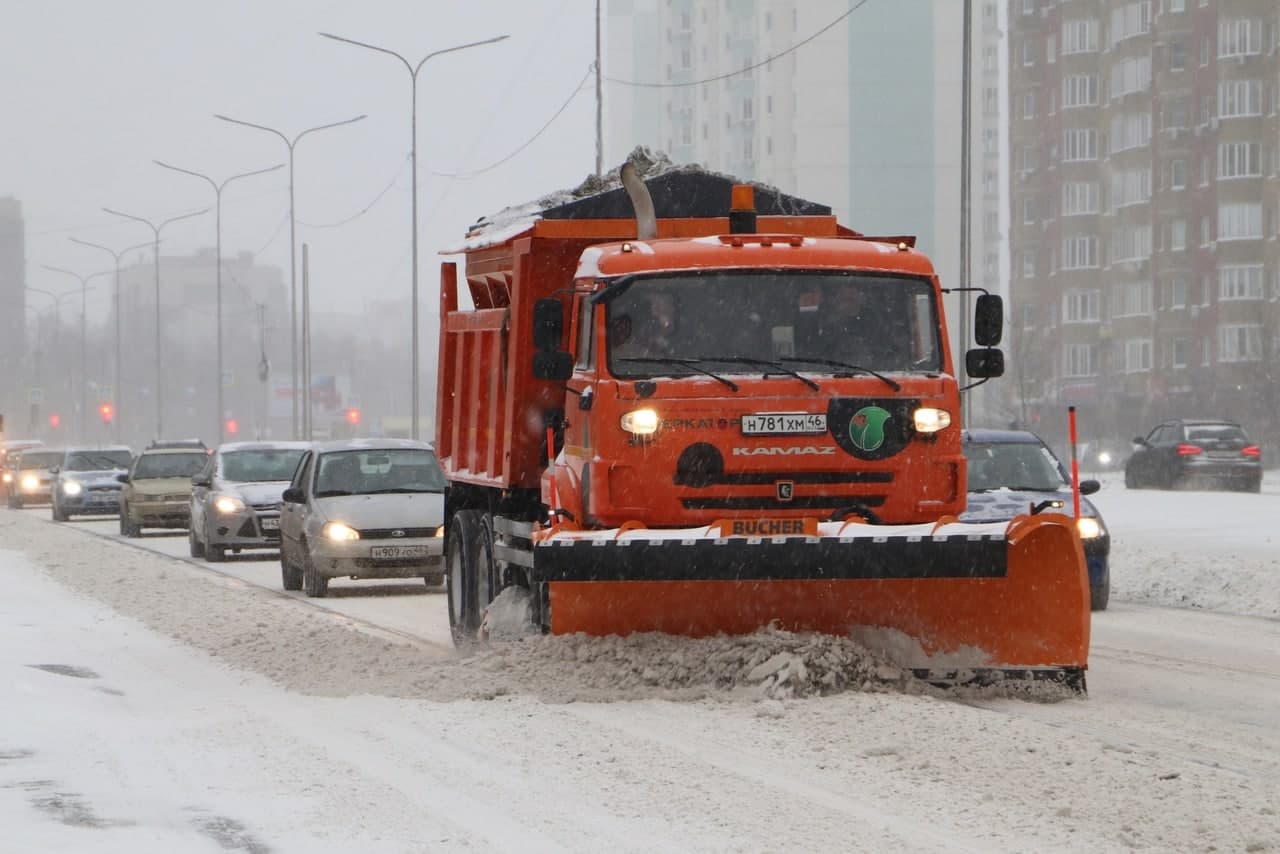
48, 413, 61, 429
345, 408, 361, 426
226, 418, 239, 436
99, 402, 114, 424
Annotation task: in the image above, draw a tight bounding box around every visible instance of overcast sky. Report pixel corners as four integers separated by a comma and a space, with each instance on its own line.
2, 0, 599, 312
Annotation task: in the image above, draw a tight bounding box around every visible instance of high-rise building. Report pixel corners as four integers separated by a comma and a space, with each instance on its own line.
0, 197, 27, 426
607, 1, 1005, 387
1007, 0, 1280, 451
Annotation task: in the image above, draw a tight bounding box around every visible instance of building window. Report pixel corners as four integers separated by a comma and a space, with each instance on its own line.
1022, 92, 1036, 119
1123, 339, 1153, 373
983, 171, 998, 196
1218, 265, 1265, 300
983, 128, 999, 156
1110, 56, 1153, 99
1062, 235, 1099, 269
1022, 197, 1037, 224
1022, 250, 1036, 278
1061, 19, 1099, 54
1112, 226, 1153, 264
1169, 219, 1187, 251
1218, 80, 1263, 118
1023, 0, 1035, 15
1168, 0, 1186, 11
1218, 324, 1262, 362
743, 97, 753, 120
1110, 112, 1152, 153
1116, 282, 1153, 317
1218, 203, 1262, 240
1168, 159, 1186, 190
1062, 181, 1100, 216
1062, 74, 1099, 108
1063, 289, 1101, 323
984, 46, 998, 72
1111, 169, 1151, 209
1064, 343, 1100, 377
1021, 144, 1038, 172
1218, 18, 1262, 57
1163, 277, 1188, 309
1218, 142, 1261, 178
1110, 2, 1152, 46
1169, 37, 1186, 71
984, 86, 999, 115
1062, 128, 1098, 161
1170, 338, 1190, 369
1046, 35, 1056, 64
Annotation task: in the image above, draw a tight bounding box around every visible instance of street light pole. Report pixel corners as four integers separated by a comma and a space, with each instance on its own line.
102, 207, 209, 439
69, 237, 153, 441
36, 270, 109, 439
318, 31, 509, 440
153, 160, 285, 443
212, 113, 366, 440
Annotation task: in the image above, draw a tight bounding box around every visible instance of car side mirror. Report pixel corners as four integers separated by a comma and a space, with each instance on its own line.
116, 473, 130, 484
1079, 479, 1100, 496
1132, 436, 1146, 447
49, 466, 60, 475
282, 487, 304, 504
191, 474, 211, 487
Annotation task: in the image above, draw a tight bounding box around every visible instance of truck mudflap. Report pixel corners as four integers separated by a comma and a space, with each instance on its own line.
531, 514, 1089, 688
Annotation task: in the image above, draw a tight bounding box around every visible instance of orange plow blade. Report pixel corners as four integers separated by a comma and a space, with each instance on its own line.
536, 514, 1090, 690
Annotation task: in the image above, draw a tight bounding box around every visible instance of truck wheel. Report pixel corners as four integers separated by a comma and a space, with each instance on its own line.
188, 524, 205, 557
302, 548, 328, 598
447, 510, 484, 644
281, 550, 303, 591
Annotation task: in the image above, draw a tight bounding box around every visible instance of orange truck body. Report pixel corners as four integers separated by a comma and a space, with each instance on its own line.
436, 169, 1089, 689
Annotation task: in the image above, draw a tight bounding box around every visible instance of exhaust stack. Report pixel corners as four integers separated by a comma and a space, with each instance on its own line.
620, 162, 657, 239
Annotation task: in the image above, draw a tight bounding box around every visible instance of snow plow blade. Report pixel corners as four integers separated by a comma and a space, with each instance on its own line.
533, 514, 1090, 691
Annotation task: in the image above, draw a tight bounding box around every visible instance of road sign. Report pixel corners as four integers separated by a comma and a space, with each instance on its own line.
222, 370, 234, 388
28, 388, 43, 405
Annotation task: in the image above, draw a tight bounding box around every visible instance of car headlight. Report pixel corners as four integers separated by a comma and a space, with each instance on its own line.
620, 408, 659, 435
62, 480, 83, 496
435, 526, 445, 538
1, 472, 11, 484
323, 522, 360, 541
1076, 517, 1104, 539
21, 475, 40, 491
913, 407, 952, 433
1096, 451, 1113, 466
213, 495, 245, 514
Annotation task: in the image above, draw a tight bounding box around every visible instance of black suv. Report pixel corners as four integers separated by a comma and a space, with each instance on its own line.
1125, 419, 1262, 492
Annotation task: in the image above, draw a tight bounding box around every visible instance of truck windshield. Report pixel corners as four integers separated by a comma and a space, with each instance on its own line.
605, 271, 942, 379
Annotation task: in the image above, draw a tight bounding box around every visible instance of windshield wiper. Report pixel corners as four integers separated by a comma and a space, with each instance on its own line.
363, 487, 436, 494
615, 357, 739, 392
315, 489, 355, 498
693, 356, 820, 391
780, 356, 901, 391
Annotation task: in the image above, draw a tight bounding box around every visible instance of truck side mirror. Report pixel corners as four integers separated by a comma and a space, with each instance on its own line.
533, 298, 565, 352
973, 294, 1003, 346
966, 347, 1005, 379
533, 351, 574, 381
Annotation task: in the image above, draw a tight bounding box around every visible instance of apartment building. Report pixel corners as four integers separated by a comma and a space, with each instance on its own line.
1008, 0, 1280, 449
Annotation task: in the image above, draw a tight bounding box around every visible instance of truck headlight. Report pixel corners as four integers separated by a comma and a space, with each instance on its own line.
62, 480, 83, 496
913, 407, 952, 433
1076, 517, 1104, 539
620, 408, 659, 435
324, 522, 360, 541
21, 474, 40, 491
214, 495, 245, 514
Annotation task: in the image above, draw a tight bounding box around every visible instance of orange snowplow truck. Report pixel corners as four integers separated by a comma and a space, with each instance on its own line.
437, 163, 1090, 690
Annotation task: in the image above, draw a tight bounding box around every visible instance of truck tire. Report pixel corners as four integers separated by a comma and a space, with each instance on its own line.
447, 510, 484, 644
302, 548, 328, 598
281, 550, 303, 591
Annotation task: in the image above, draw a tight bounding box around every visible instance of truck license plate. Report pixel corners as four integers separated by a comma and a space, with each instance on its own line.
370, 545, 429, 560
260, 517, 280, 531
741, 413, 827, 435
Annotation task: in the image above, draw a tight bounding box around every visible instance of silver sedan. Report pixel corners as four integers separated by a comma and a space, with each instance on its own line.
278, 439, 446, 597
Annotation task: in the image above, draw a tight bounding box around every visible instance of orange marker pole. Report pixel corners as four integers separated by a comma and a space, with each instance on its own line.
1067, 406, 1081, 519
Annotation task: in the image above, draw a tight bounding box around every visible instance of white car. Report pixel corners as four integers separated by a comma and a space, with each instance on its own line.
278, 439, 446, 597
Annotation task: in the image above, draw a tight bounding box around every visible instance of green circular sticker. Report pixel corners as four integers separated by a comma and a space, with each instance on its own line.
849, 405, 891, 452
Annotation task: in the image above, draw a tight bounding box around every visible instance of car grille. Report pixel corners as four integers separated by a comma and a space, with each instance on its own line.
87, 485, 119, 492
252, 501, 281, 512
358, 527, 438, 539
161, 493, 188, 503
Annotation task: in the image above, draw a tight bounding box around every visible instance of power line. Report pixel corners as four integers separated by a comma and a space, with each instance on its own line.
297, 153, 411, 229
429, 65, 594, 180
606, 0, 871, 89
251, 211, 291, 256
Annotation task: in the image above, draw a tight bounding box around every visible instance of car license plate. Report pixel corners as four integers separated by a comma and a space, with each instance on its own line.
741, 412, 827, 435
260, 517, 280, 531
370, 545, 429, 560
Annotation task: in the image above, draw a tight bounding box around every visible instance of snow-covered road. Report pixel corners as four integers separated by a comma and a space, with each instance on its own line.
2, 480, 1278, 852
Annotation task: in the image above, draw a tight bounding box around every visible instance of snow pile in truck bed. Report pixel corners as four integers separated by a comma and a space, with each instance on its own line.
0, 511, 1080, 704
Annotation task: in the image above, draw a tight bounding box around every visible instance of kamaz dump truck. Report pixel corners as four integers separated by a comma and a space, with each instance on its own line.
436, 162, 1090, 689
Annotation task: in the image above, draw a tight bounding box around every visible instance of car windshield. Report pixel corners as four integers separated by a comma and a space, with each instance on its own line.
220, 449, 307, 483
605, 271, 942, 379
965, 441, 1068, 492
16, 452, 63, 470
64, 450, 133, 471
314, 449, 445, 497
133, 452, 209, 479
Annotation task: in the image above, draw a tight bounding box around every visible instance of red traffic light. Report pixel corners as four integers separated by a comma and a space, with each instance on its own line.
226, 418, 239, 435
345, 408, 361, 426
99, 402, 114, 423
49, 413, 61, 429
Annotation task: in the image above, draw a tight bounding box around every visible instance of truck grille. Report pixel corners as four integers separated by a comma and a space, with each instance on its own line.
681, 495, 886, 511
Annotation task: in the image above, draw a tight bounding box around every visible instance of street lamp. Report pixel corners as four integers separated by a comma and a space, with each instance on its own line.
154, 160, 285, 443
68, 237, 153, 441
102, 206, 209, 439
318, 31, 509, 440
32, 274, 106, 438
212, 112, 367, 440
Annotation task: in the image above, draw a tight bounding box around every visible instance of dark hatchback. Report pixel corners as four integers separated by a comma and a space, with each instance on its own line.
1125, 419, 1262, 492
961, 429, 1111, 611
